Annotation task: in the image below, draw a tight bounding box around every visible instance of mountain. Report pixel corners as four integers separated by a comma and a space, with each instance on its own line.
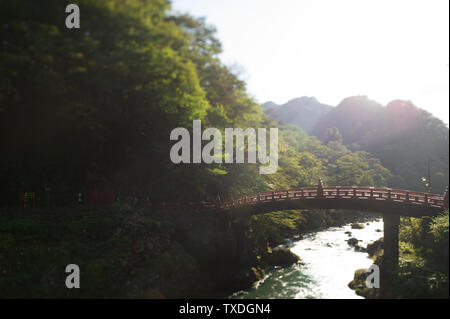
261, 101, 279, 112
312, 96, 449, 193
262, 95, 449, 193
312, 96, 384, 145
262, 97, 332, 134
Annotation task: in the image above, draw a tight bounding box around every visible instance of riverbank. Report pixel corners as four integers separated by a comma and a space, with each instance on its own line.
0, 204, 214, 298
0, 203, 380, 298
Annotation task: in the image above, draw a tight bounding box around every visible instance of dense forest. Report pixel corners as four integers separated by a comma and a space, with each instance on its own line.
0, 0, 448, 299
0, 0, 402, 202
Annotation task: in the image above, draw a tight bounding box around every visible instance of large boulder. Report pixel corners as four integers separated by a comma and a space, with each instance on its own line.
351, 223, 365, 229
265, 248, 300, 267
226, 266, 266, 291
347, 238, 359, 245
367, 238, 384, 257
348, 269, 380, 299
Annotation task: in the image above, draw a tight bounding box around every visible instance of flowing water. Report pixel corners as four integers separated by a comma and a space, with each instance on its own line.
230, 219, 383, 299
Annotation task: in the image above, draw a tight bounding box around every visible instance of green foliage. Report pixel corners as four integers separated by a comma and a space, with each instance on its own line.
397, 211, 449, 298
1, 0, 209, 194
266, 125, 391, 190
429, 211, 449, 243
0, 205, 224, 298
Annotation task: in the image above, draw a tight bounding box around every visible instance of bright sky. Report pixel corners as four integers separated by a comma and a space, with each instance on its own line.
171, 0, 449, 124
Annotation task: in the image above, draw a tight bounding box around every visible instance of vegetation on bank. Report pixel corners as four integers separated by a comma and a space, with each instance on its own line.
349, 211, 449, 299
0, 204, 373, 298
2, 204, 446, 298
397, 211, 449, 298
0, 204, 228, 298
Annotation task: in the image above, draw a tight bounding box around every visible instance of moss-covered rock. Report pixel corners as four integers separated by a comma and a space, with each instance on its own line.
367, 238, 384, 257
264, 247, 300, 267
348, 268, 380, 299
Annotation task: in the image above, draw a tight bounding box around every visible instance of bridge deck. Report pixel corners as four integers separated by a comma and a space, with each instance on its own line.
147, 186, 448, 217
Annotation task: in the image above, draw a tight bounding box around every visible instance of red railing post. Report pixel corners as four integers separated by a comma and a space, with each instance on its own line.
317, 179, 324, 198
141, 185, 448, 213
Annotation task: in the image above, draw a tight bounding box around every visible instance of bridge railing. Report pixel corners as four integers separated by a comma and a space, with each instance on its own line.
146, 186, 447, 211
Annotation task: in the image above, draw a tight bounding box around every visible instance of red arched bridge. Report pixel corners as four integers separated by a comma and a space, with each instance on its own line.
148, 182, 448, 218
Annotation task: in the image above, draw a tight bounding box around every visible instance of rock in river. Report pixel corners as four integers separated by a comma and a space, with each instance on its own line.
265, 247, 300, 267
351, 223, 365, 229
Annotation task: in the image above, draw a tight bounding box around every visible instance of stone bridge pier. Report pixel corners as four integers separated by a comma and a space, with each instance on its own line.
381, 213, 400, 298
380, 187, 448, 298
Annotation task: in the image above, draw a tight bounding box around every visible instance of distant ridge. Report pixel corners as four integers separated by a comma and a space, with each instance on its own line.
262, 97, 332, 134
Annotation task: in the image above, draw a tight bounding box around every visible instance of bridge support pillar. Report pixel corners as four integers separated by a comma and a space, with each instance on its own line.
381, 213, 400, 298
231, 217, 251, 266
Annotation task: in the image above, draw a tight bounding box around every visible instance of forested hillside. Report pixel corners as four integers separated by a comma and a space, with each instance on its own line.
0, 0, 394, 204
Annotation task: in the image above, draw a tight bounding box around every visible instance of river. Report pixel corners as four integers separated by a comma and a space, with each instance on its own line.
230, 218, 383, 299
